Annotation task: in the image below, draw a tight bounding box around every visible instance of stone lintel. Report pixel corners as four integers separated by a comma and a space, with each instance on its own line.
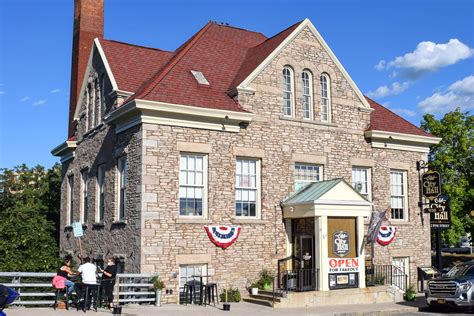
177, 142, 212, 154
350, 158, 375, 167
233, 146, 265, 158
388, 161, 411, 170
176, 253, 212, 265
292, 153, 326, 165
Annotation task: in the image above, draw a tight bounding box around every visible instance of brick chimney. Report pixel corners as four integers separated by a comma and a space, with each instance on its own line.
68, 0, 104, 137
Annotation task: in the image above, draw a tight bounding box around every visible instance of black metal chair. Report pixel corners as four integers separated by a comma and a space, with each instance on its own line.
183, 280, 202, 305
53, 287, 69, 310
76, 283, 99, 312
202, 282, 218, 306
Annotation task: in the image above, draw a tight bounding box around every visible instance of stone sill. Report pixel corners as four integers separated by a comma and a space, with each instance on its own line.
279, 115, 338, 128
389, 220, 412, 226
112, 220, 127, 226
92, 222, 105, 228
232, 218, 268, 225
64, 225, 73, 230
176, 218, 212, 224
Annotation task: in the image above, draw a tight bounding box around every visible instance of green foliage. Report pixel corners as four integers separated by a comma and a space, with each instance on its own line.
404, 285, 417, 301
219, 287, 241, 302
258, 269, 275, 289
421, 109, 473, 245
0, 164, 61, 271
150, 276, 165, 289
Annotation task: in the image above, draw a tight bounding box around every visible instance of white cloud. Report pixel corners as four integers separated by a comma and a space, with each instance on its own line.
32, 99, 47, 106
374, 60, 386, 71
50, 89, 61, 94
418, 75, 474, 113
386, 39, 473, 78
20, 96, 30, 102
366, 81, 411, 99
0, 91, 4, 95
392, 108, 417, 117
382, 101, 391, 107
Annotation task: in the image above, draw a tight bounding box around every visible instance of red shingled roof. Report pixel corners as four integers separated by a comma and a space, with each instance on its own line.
95, 22, 431, 138
365, 96, 432, 137
99, 39, 174, 93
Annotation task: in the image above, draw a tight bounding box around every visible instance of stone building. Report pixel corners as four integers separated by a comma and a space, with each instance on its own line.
52, 0, 440, 305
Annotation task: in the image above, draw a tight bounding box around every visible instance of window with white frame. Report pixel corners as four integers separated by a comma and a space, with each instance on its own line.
179, 154, 207, 217
81, 170, 89, 224
94, 79, 100, 127
282, 66, 294, 117
352, 167, 371, 200
235, 158, 260, 218
301, 70, 313, 119
97, 165, 105, 223
320, 73, 331, 122
294, 163, 322, 191
179, 264, 207, 303
117, 157, 127, 221
390, 170, 407, 220
101, 74, 106, 121
67, 175, 74, 225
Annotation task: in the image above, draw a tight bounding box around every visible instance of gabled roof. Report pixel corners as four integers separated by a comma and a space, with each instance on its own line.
283, 179, 344, 205
365, 97, 432, 137
98, 39, 174, 93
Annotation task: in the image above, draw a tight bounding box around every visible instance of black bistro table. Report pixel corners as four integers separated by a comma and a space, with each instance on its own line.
188, 275, 218, 306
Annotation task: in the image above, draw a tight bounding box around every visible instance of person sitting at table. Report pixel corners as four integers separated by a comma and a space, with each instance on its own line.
98, 257, 117, 309
52, 256, 75, 295
76, 257, 98, 309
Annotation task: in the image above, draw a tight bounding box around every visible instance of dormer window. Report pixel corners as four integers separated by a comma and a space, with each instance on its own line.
301, 70, 313, 120
320, 73, 331, 122
282, 66, 294, 117
191, 70, 210, 86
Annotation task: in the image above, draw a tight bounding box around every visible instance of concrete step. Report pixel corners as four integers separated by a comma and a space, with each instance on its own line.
249, 293, 282, 302
259, 290, 286, 297
242, 297, 273, 307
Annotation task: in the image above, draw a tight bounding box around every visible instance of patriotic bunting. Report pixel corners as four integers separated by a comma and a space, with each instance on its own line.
204, 226, 241, 249
376, 226, 397, 246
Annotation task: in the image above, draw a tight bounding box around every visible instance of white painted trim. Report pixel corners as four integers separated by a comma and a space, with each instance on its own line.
365, 130, 441, 145
60, 152, 75, 164
301, 69, 314, 120
371, 141, 430, 153
51, 140, 77, 156
178, 153, 208, 219
73, 38, 120, 121
357, 216, 366, 288
234, 158, 262, 220
236, 18, 372, 109
236, 86, 256, 95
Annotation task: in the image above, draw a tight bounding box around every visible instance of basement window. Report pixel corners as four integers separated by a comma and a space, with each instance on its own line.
190, 70, 210, 86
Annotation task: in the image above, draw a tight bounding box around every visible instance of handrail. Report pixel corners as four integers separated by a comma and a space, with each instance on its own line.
365, 264, 408, 293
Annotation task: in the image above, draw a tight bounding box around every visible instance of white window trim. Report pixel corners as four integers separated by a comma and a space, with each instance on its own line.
301, 70, 314, 120
117, 157, 127, 221
320, 73, 331, 123
178, 153, 208, 219
294, 162, 323, 188
282, 66, 295, 118
67, 175, 74, 226
351, 166, 372, 201
80, 170, 88, 224
235, 158, 261, 219
96, 165, 105, 223
390, 169, 408, 221
179, 264, 208, 291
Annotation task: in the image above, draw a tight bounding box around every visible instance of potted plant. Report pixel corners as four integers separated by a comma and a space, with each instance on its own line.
150, 276, 165, 306
250, 282, 259, 295
404, 285, 416, 302
259, 269, 275, 291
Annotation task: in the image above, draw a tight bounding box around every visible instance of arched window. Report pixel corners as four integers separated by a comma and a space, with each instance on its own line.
320, 73, 331, 122
282, 66, 294, 117
301, 70, 313, 119
94, 79, 100, 126
101, 74, 106, 121
88, 82, 94, 130
84, 88, 89, 131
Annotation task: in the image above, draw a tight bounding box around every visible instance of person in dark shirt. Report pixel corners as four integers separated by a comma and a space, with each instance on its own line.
53, 257, 75, 295
99, 257, 117, 309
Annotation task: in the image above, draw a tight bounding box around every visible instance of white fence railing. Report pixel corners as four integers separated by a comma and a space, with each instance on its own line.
0, 272, 157, 306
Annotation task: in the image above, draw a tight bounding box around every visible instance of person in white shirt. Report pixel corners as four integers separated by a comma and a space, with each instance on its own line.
77, 257, 98, 285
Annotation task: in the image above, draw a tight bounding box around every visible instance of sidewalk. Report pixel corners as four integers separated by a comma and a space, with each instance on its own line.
5, 299, 425, 316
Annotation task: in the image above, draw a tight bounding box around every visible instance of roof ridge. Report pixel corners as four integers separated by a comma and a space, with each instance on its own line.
100, 38, 173, 53
364, 96, 429, 135
208, 21, 267, 38
128, 22, 214, 102
252, 19, 304, 48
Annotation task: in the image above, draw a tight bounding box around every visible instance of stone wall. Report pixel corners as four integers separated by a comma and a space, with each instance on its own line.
59, 48, 143, 272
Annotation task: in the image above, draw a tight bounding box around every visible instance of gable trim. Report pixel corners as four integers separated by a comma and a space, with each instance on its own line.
73, 38, 119, 122
236, 18, 371, 109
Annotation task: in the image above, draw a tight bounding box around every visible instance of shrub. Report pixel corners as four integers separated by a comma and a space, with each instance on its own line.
219, 287, 241, 302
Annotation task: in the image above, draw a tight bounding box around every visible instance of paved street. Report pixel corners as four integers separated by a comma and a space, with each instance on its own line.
4, 299, 472, 316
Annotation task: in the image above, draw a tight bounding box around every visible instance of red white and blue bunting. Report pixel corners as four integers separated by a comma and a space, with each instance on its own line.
376, 226, 397, 246
204, 226, 241, 249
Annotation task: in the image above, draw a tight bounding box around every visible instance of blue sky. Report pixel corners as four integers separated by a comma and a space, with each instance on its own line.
0, 0, 473, 169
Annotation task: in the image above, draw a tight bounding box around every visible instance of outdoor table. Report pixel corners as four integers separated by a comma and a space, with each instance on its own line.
190, 275, 217, 306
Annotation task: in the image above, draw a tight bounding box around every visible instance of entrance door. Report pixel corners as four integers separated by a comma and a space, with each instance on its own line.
392, 257, 409, 291
292, 235, 315, 291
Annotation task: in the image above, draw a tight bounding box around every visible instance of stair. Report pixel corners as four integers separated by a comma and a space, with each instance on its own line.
242, 290, 285, 307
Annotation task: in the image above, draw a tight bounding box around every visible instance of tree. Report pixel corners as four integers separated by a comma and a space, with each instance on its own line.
0, 164, 61, 271
421, 108, 473, 245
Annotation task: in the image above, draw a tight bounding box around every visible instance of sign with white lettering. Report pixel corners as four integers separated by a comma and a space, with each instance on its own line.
328, 258, 360, 273
422, 170, 441, 200
333, 231, 350, 257
427, 196, 451, 229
